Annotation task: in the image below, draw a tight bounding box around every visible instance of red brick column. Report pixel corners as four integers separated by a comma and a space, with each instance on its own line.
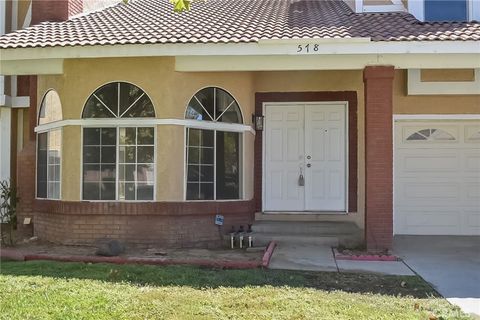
363, 66, 395, 250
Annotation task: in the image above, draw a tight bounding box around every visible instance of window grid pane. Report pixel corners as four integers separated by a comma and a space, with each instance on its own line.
186, 128, 215, 200
118, 127, 155, 201
37, 129, 62, 200
82, 128, 117, 200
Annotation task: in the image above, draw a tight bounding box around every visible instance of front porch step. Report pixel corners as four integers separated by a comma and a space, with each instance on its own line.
250, 221, 363, 247
255, 211, 352, 222
252, 220, 359, 235
250, 232, 339, 247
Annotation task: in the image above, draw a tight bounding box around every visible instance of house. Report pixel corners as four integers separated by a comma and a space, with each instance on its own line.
0, 0, 478, 250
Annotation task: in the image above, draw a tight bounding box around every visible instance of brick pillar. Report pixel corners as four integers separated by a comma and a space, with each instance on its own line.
16, 141, 36, 238
16, 75, 37, 238
363, 66, 395, 251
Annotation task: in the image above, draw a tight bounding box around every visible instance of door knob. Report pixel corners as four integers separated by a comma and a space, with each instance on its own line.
306, 164, 311, 168
306, 155, 311, 160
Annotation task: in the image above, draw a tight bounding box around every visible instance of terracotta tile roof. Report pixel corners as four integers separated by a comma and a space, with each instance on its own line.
1, 0, 479, 49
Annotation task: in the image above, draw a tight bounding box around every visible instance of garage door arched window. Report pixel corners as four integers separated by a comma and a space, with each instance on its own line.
37, 90, 62, 199
185, 87, 243, 200
82, 82, 156, 201
406, 129, 455, 141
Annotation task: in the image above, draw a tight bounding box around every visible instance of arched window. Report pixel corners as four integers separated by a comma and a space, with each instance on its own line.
82, 82, 155, 201
185, 87, 243, 200
83, 82, 155, 118
37, 90, 62, 199
468, 130, 480, 141
406, 128, 455, 141
186, 87, 242, 124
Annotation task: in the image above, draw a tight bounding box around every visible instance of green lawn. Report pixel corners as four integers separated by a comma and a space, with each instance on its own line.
0, 261, 470, 320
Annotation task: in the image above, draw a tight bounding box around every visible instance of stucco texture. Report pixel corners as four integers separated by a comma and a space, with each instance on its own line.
37, 57, 256, 202
36, 58, 480, 229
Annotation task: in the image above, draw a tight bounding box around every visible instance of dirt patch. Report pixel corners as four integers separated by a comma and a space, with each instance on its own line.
12, 240, 264, 262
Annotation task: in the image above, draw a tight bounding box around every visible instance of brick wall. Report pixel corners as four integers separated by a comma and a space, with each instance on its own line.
16, 141, 36, 238
32, 200, 255, 248
31, 0, 83, 24
17, 138, 255, 247
363, 66, 395, 250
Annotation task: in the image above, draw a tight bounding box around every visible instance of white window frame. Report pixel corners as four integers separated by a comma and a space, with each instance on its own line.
36, 89, 63, 200
36, 128, 63, 200
409, 0, 478, 21
185, 127, 243, 201
408, 69, 480, 95
80, 125, 157, 202
184, 86, 245, 201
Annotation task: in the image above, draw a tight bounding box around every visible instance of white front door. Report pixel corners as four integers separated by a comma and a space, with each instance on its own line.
305, 105, 347, 211
264, 103, 347, 212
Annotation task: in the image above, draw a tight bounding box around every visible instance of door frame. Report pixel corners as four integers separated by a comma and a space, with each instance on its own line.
262, 101, 349, 213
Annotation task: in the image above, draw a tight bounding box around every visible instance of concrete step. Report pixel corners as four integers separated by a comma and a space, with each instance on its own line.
250, 232, 339, 247
252, 220, 359, 235
255, 211, 354, 222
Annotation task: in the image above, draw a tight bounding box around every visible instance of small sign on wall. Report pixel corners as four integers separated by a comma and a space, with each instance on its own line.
215, 214, 224, 226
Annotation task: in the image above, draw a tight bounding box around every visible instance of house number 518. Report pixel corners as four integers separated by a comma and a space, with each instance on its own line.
297, 44, 319, 53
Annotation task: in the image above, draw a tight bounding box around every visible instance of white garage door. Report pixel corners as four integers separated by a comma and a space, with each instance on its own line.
394, 120, 480, 235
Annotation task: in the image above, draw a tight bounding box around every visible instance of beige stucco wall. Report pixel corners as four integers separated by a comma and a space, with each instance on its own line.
156, 125, 184, 201
37, 59, 480, 228
62, 125, 81, 200
393, 70, 480, 114
420, 69, 476, 82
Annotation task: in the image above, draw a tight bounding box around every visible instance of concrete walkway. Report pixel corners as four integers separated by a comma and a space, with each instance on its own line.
269, 243, 414, 275
394, 236, 480, 317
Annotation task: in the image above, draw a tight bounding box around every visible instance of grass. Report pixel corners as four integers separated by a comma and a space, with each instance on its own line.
0, 260, 471, 320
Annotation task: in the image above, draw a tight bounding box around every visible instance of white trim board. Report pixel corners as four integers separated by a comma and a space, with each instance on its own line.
35, 118, 256, 135
362, 4, 406, 12
407, 69, 480, 95
394, 114, 480, 121
0, 107, 11, 182
0, 95, 30, 108
176, 54, 480, 72
1, 41, 479, 62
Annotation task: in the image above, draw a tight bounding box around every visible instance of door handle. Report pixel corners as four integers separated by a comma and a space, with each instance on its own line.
298, 167, 305, 186
306, 164, 311, 168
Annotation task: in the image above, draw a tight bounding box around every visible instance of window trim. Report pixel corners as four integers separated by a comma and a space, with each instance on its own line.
80, 81, 157, 119
185, 86, 245, 124
37, 89, 63, 125
424, 0, 470, 22
80, 125, 157, 202
183, 86, 245, 202
410, 0, 476, 21
36, 128, 63, 200
184, 127, 244, 201
36, 89, 63, 201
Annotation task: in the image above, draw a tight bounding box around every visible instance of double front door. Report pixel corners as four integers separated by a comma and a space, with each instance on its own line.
264, 103, 347, 212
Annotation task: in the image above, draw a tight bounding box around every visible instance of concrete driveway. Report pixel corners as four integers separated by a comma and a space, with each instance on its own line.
394, 236, 480, 317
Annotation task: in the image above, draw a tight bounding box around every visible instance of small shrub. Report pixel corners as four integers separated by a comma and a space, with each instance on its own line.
0, 179, 19, 246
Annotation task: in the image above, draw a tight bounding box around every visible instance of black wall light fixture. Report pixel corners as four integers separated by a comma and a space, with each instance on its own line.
252, 114, 264, 131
